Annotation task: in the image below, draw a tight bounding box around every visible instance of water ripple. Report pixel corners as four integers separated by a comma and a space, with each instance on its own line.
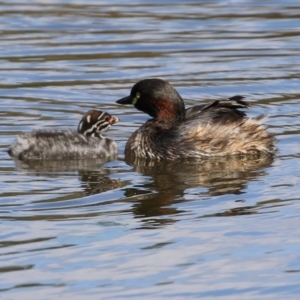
1, 1, 300, 299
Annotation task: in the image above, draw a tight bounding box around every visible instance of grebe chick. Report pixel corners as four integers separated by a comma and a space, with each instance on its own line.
8, 110, 119, 160
116, 78, 276, 160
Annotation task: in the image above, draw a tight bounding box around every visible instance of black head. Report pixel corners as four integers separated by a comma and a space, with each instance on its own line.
116, 79, 185, 125
78, 110, 119, 137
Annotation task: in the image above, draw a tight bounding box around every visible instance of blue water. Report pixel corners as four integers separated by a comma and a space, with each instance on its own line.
1, 1, 300, 299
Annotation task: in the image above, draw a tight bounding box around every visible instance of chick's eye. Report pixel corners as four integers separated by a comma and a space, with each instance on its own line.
105, 116, 110, 122
136, 92, 140, 99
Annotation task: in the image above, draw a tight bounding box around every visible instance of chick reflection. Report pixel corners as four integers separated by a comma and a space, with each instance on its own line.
12, 156, 119, 196
79, 169, 121, 196
124, 154, 274, 226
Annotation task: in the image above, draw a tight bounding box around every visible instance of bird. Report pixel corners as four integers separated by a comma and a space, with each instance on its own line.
8, 110, 119, 160
116, 78, 275, 160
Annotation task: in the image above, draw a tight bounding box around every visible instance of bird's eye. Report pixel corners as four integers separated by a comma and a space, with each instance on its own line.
132, 92, 141, 105
105, 116, 110, 122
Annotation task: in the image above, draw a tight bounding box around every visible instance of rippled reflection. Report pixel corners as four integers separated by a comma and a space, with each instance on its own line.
121, 155, 274, 226
126, 154, 274, 196
1, 0, 300, 298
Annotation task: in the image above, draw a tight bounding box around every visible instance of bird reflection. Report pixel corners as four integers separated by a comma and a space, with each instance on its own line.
123, 154, 274, 227
12, 156, 120, 196
11, 153, 275, 228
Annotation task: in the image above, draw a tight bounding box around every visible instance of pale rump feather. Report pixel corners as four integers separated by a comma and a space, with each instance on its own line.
182, 116, 275, 156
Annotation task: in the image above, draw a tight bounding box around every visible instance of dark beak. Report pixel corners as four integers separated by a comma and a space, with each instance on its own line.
116, 95, 133, 105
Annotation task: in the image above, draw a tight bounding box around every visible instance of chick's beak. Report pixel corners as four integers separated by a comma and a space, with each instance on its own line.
109, 116, 119, 125
116, 95, 133, 105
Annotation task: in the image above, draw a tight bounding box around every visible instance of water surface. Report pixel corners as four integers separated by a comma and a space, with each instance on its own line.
1, 0, 300, 299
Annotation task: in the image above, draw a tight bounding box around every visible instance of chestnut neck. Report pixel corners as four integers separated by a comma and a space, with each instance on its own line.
155, 98, 185, 125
